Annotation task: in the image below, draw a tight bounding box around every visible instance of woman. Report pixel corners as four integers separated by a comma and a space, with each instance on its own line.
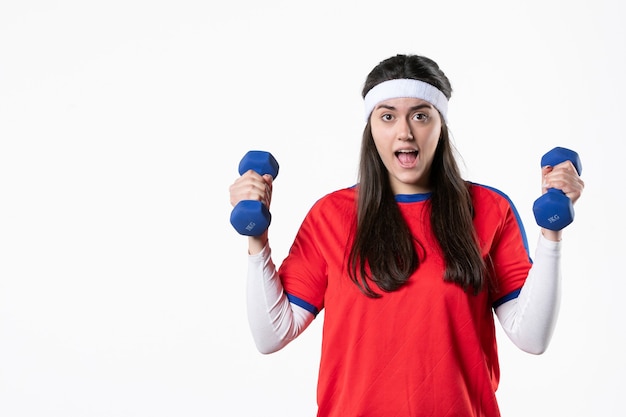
229, 54, 584, 417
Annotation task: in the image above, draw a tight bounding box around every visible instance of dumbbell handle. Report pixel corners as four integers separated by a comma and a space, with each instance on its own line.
230, 151, 279, 236
532, 147, 582, 231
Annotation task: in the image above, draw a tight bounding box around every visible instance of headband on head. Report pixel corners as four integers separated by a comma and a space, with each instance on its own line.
363, 78, 449, 123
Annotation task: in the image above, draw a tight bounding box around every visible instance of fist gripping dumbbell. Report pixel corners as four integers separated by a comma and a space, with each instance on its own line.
532, 147, 582, 231
230, 151, 279, 236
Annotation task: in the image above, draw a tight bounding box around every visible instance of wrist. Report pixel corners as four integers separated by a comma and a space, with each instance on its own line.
248, 231, 269, 255
541, 228, 563, 242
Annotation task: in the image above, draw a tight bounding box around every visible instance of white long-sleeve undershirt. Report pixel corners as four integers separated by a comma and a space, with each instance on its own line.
246, 247, 313, 354
247, 234, 562, 355
495, 234, 562, 354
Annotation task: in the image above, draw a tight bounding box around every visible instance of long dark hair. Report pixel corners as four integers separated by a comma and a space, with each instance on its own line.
348, 54, 488, 298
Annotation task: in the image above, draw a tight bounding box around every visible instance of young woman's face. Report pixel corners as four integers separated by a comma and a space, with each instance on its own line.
370, 97, 442, 194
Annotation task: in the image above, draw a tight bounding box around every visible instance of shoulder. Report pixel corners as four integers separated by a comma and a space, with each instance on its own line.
311, 186, 357, 210
469, 182, 518, 211
302, 186, 357, 222
468, 182, 525, 230
469, 182, 528, 242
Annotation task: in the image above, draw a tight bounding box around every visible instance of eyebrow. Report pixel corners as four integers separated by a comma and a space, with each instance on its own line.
375, 103, 434, 112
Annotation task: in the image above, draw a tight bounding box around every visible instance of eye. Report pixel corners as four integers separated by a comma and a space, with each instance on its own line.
381, 113, 394, 121
412, 112, 429, 121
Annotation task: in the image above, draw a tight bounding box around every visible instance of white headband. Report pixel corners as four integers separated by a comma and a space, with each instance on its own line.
363, 78, 449, 123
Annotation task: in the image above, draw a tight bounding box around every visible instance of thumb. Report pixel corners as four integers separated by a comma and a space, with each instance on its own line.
262, 174, 274, 185
541, 166, 553, 192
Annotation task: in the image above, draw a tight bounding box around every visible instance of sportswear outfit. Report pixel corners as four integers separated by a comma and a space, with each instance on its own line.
247, 184, 562, 417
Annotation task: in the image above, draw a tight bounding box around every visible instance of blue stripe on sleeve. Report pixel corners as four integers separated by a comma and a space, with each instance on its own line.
493, 288, 522, 308
286, 293, 320, 317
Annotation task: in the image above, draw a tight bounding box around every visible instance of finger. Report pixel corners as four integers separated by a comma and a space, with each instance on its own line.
229, 175, 269, 206
261, 174, 273, 207
542, 164, 585, 204
541, 166, 553, 192
229, 172, 275, 208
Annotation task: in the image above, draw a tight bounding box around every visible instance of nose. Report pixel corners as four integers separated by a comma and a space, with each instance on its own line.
396, 118, 414, 141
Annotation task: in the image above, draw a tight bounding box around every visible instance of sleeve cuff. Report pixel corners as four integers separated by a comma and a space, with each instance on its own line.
248, 242, 271, 262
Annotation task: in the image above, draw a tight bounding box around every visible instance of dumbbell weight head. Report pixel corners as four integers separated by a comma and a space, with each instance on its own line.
532, 147, 582, 231
230, 200, 272, 236
237, 150, 279, 178
230, 151, 279, 236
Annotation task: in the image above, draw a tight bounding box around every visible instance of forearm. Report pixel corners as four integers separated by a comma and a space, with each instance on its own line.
247, 243, 314, 354
495, 234, 562, 354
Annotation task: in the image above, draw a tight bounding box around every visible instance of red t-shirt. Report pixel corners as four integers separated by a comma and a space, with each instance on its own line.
278, 184, 531, 417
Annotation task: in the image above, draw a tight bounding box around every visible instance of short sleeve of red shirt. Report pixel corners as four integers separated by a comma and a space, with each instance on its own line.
470, 183, 532, 306
278, 188, 357, 316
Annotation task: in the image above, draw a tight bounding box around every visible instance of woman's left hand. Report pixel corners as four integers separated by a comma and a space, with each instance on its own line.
541, 160, 585, 205
540, 160, 585, 241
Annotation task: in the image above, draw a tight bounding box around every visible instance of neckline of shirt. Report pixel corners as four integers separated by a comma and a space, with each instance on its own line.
395, 193, 432, 203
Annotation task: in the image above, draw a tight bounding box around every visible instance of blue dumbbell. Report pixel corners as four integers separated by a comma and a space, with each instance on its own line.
532, 147, 582, 231
230, 151, 279, 236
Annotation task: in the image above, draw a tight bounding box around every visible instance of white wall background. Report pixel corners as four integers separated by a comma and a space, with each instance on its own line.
1, 0, 624, 416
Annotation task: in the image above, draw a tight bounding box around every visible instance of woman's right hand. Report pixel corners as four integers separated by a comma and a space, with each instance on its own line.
229, 170, 274, 209
229, 170, 273, 253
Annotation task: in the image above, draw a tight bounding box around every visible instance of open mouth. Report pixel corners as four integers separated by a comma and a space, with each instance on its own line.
395, 149, 419, 166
